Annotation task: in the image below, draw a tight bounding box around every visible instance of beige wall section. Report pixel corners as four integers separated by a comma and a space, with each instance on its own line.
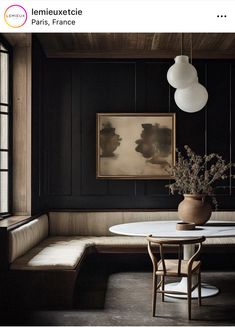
4, 34, 32, 215
49, 211, 235, 236
49, 211, 179, 236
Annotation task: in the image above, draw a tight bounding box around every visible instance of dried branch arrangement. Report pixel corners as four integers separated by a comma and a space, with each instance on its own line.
166, 145, 235, 207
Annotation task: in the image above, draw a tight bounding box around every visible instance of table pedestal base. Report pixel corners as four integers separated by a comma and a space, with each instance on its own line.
164, 278, 219, 299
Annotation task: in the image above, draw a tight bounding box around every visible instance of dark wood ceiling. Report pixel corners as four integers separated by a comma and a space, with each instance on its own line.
36, 33, 235, 59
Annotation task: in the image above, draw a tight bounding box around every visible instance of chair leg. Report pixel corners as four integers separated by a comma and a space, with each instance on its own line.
161, 276, 165, 302
187, 276, 192, 320
198, 271, 202, 307
152, 274, 157, 317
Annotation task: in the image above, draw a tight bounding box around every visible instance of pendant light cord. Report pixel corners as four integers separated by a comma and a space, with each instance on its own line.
190, 33, 193, 64
181, 33, 183, 55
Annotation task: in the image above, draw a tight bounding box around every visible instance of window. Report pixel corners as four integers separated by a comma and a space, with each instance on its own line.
0, 37, 12, 217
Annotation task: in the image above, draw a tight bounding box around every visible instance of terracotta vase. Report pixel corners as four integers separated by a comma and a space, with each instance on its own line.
178, 194, 212, 225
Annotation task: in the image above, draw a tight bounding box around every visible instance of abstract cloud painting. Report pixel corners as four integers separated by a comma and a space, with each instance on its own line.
96, 113, 175, 179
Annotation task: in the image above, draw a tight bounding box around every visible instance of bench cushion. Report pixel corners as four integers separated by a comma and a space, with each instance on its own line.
91, 236, 147, 247
89, 236, 235, 247
9, 215, 49, 263
10, 236, 93, 270
10, 236, 148, 271
10, 235, 235, 271
204, 236, 235, 246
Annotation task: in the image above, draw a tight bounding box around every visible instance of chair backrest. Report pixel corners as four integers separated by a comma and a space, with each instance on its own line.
146, 235, 206, 275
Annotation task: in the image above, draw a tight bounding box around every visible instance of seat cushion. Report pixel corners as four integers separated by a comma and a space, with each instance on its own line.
10, 235, 235, 271
91, 236, 147, 247
204, 237, 235, 246
10, 236, 149, 271
10, 236, 94, 271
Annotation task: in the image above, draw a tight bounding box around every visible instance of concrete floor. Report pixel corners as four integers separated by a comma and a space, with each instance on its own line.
1, 254, 235, 326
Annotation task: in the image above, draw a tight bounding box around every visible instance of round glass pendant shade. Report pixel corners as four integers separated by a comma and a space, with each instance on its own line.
174, 79, 208, 113
167, 55, 197, 89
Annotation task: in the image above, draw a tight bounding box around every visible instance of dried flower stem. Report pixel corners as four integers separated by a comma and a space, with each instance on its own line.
166, 145, 235, 208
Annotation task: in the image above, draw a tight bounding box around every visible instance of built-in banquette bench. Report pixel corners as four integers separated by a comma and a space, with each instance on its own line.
1, 211, 235, 308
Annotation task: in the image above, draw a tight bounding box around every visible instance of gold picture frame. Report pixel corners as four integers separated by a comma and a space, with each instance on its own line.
96, 113, 176, 179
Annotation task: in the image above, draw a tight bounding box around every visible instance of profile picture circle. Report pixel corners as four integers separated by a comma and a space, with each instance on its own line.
4, 5, 27, 28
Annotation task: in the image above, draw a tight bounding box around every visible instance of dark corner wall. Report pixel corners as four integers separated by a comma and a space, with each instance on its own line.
32, 36, 235, 214
32, 36, 47, 213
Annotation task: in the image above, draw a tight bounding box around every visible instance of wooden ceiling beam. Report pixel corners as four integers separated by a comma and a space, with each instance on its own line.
2, 33, 31, 47
44, 49, 235, 59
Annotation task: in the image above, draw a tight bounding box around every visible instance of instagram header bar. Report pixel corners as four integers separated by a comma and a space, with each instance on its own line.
0, 0, 235, 32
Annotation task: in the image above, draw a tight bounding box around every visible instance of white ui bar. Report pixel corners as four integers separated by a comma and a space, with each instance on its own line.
0, 0, 234, 33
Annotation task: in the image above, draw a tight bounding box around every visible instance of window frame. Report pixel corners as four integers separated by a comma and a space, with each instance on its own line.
0, 35, 13, 218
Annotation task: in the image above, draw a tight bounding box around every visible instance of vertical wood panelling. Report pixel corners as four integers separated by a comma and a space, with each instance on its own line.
46, 61, 72, 196
145, 62, 174, 196
169, 62, 207, 206
78, 63, 136, 196
231, 64, 235, 196
145, 62, 170, 112
32, 36, 45, 213
172, 63, 206, 154
79, 63, 111, 196
207, 63, 231, 195
135, 63, 148, 197
34, 58, 235, 211
71, 63, 81, 196
105, 63, 136, 196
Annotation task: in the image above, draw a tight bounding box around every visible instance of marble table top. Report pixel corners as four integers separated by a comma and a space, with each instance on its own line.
109, 220, 235, 238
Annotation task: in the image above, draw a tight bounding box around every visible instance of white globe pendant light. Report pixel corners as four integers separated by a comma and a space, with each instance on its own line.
174, 78, 208, 113
167, 55, 197, 89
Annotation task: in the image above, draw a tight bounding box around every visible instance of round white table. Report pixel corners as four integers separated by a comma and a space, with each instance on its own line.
109, 220, 235, 299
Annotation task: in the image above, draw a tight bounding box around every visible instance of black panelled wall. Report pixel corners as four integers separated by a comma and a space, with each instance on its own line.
32, 36, 47, 213
32, 40, 235, 212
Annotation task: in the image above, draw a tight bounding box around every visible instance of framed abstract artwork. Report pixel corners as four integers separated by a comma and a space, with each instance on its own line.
96, 113, 176, 179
